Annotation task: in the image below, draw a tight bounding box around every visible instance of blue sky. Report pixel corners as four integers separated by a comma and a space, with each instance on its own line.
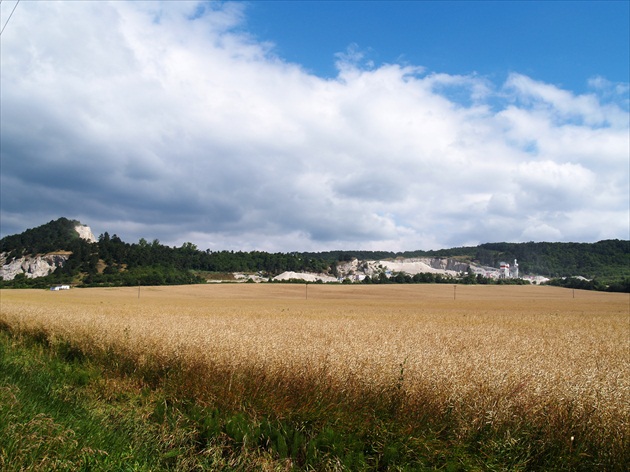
245, 1, 629, 93
1, 1, 629, 251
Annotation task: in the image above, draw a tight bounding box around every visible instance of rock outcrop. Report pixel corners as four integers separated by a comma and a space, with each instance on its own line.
0, 253, 70, 280
75, 224, 97, 243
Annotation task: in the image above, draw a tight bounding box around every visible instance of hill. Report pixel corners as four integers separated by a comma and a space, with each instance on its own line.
1, 217, 628, 291
0, 217, 96, 257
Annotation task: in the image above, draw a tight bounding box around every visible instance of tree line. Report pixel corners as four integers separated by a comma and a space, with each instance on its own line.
1, 218, 628, 291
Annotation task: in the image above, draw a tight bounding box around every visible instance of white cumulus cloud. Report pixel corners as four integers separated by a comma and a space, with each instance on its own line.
1, 1, 628, 251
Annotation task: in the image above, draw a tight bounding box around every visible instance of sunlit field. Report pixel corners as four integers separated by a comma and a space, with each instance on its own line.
1, 284, 628, 469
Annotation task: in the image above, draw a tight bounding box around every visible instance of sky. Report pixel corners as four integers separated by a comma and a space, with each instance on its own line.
1, 0, 628, 252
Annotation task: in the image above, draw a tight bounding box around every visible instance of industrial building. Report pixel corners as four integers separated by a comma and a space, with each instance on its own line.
499, 259, 519, 279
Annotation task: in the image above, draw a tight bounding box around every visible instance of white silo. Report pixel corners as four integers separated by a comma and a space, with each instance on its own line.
499, 261, 510, 278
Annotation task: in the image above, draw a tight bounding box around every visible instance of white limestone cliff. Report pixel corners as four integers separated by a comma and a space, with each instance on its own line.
0, 253, 71, 280
75, 224, 97, 243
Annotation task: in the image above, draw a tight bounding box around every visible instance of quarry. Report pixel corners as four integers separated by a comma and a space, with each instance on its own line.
269, 257, 548, 284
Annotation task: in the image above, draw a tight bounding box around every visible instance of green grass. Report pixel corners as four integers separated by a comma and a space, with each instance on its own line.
1, 331, 161, 470
0, 325, 626, 471
0, 327, 434, 471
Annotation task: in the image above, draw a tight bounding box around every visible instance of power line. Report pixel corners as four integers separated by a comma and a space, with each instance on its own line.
1, 0, 20, 36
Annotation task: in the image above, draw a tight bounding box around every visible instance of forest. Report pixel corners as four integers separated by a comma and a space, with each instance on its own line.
1, 217, 628, 291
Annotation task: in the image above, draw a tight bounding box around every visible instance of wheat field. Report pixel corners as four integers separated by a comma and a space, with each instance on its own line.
1, 284, 628, 462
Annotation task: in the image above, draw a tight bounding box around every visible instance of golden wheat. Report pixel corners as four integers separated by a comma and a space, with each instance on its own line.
1, 284, 628, 452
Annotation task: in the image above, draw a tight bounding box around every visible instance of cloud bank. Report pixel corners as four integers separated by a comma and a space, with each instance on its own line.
1, 1, 628, 251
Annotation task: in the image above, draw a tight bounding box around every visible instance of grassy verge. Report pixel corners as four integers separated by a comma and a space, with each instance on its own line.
0, 322, 626, 471
0, 327, 442, 471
